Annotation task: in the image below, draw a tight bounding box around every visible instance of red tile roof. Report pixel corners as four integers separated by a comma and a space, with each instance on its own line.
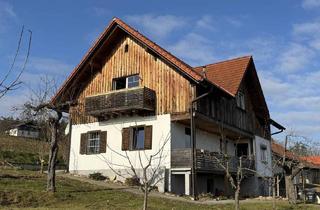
193, 56, 252, 97
271, 141, 298, 160
272, 142, 320, 168
301, 156, 320, 167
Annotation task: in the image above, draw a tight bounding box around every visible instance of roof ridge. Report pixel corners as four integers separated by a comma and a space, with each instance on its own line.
194, 55, 252, 68
114, 18, 202, 78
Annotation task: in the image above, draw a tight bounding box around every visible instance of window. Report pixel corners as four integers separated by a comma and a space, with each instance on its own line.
124, 44, 129, 53
132, 127, 145, 150
122, 126, 152, 151
236, 91, 245, 110
80, 131, 107, 155
185, 127, 191, 148
112, 74, 140, 90
260, 145, 267, 162
113, 77, 126, 90
87, 132, 100, 154
185, 127, 191, 136
127, 75, 139, 88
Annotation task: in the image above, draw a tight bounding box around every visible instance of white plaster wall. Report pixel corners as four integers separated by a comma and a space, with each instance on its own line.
171, 123, 221, 152
69, 114, 171, 191
171, 123, 236, 156
254, 135, 272, 177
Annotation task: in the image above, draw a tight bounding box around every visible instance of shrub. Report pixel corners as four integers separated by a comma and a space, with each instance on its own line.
89, 172, 106, 181
125, 176, 140, 186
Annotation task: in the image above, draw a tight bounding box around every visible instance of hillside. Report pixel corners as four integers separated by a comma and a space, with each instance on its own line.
0, 135, 66, 166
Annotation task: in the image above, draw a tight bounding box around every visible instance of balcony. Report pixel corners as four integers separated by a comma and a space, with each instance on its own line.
171, 148, 255, 173
85, 87, 156, 118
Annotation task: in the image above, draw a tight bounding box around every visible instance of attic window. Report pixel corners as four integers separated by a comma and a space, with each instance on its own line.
236, 91, 245, 110
124, 44, 129, 53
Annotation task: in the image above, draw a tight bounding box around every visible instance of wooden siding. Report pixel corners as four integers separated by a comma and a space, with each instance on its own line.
196, 80, 269, 138
70, 35, 192, 124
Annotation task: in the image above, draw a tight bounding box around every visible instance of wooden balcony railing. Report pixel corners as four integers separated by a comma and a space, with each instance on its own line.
85, 87, 156, 118
171, 148, 255, 172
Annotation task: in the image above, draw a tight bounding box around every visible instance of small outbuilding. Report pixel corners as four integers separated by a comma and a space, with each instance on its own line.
8, 122, 40, 139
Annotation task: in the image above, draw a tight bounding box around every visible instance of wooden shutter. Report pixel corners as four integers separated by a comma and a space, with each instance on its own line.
100, 131, 107, 153
122, 128, 130, 151
80, 133, 87, 154
144, 125, 152, 150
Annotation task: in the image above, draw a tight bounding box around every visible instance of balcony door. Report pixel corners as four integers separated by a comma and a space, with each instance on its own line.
236, 143, 248, 157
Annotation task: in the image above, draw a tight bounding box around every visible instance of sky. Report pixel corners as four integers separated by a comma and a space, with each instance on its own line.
0, 0, 319, 142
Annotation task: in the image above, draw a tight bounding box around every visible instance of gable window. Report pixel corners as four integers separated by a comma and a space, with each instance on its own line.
124, 44, 129, 53
236, 91, 245, 110
260, 144, 268, 163
127, 75, 139, 88
112, 74, 140, 90
80, 131, 107, 155
122, 125, 152, 151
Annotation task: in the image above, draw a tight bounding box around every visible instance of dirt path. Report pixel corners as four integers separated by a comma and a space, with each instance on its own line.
60, 173, 273, 205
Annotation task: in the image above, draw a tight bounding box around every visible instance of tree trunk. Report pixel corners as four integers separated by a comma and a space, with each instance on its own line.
235, 187, 240, 210
143, 183, 148, 210
40, 158, 44, 174
272, 177, 276, 210
285, 175, 296, 204
46, 115, 61, 192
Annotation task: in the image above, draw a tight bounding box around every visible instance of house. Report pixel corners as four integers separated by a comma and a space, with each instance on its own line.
300, 156, 320, 186
8, 122, 40, 139
52, 17, 283, 197
272, 141, 320, 199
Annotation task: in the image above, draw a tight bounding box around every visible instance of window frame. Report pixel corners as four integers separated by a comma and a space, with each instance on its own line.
236, 91, 246, 110
112, 74, 140, 90
87, 131, 101, 154
131, 126, 145, 150
260, 144, 268, 163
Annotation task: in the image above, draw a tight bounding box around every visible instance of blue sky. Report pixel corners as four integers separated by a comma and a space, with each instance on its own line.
0, 0, 320, 142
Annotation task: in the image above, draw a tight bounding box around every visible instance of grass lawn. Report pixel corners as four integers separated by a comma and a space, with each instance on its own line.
0, 168, 318, 210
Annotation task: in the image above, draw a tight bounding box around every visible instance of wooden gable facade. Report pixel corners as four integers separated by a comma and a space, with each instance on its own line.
69, 33, 194, 124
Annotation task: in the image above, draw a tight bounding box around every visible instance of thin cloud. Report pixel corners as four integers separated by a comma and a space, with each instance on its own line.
276, 43, 315, 73
168, 32, 216, 66
0, 1, 17, 33
302, 0, 320, 9
195, 15, 216, 31
125, 14, 187, 39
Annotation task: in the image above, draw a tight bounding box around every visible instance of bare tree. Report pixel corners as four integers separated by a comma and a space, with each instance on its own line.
0, 26, 32, 99
212, 126, 256, 210
21, 77, 75, 192
99, 131, 170, 210
280, 134, 305, 204
213, 151, 256, 210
